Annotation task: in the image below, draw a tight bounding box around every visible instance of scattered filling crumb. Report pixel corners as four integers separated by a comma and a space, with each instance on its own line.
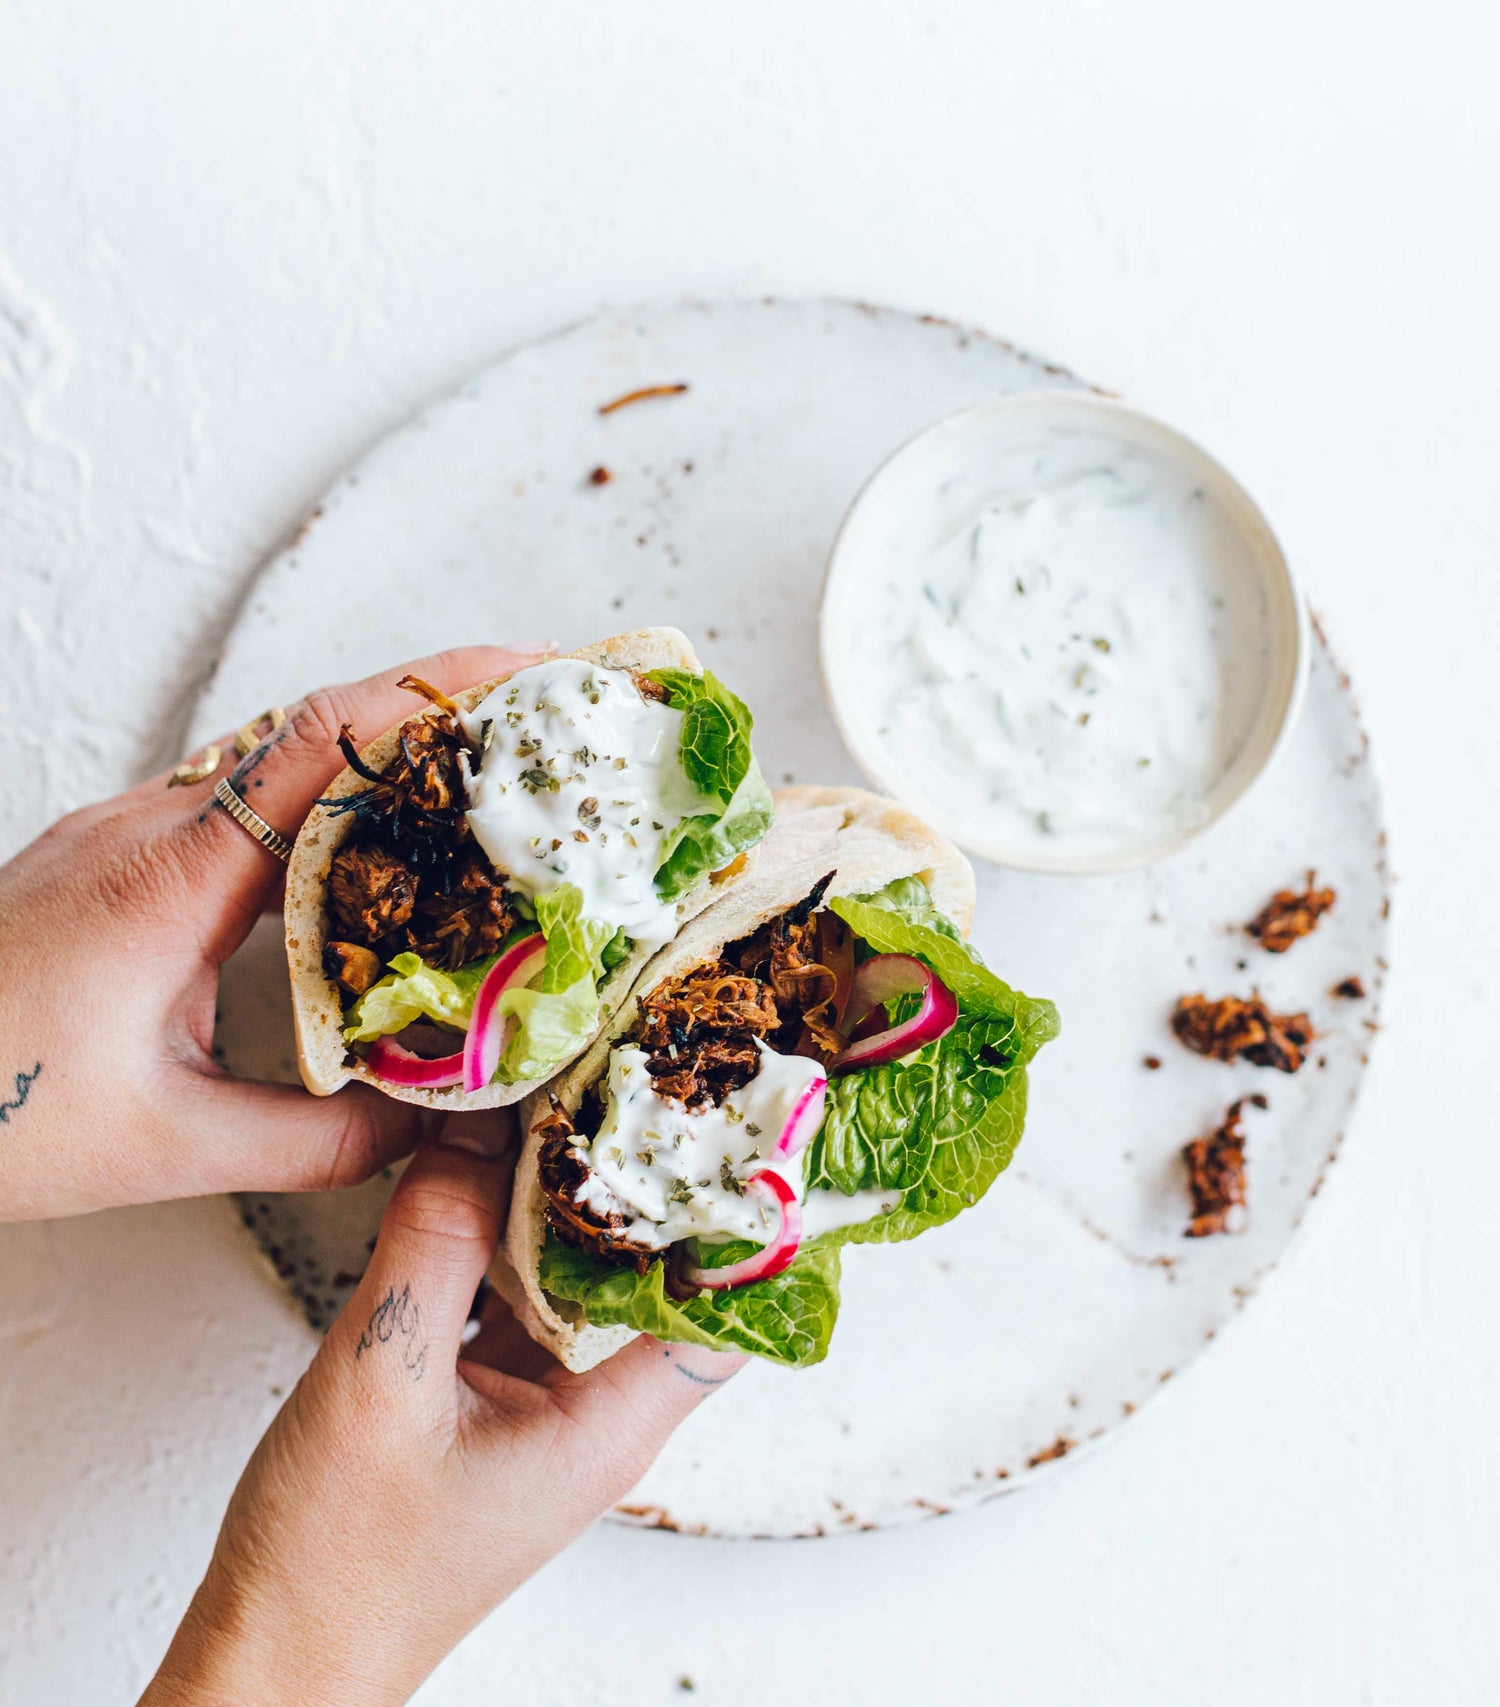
587, 464, 613, 485
1331, 975, 1366, 1000
1183, 1094, 1266, 1237
1142, 1054, 1163, 1071
1172, 993, 1313, 1074
1247, 871, 1336, 953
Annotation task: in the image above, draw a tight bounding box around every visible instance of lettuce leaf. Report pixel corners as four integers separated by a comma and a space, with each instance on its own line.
531, 886, 614, 989
343, 951, 494, 1043
653, 766, 775, 903
539, 1230, 843, 1368
647, 669, 773, 902
807, 886, 1058, 1246
494, 884, 616, 1080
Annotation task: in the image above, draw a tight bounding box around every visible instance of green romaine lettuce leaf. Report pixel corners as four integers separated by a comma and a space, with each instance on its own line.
600, 927, 633, 971
646, 668, 755, 802
805, 886, 1058, 1245
532, 886, 614, 989
646, 668, 772, 901
652, 766, 774, 903
493, 884, 616, 1080
343, 951, 495, 1043
538, 1230, 843, 1369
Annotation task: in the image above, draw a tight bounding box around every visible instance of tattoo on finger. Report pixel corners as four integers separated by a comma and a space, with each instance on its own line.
0, 1062, 42, 1125
660, 1346, 734, 1387
230, 725, 290, 793
355, 1283, 428, 1381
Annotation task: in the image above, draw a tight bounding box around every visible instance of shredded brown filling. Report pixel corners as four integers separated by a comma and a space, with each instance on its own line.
404, 843, 516, 970
638, 969, 781, 1106
1183, 1094, 1265, 1236
1247, 872, 1336, 953
319, 695, 519, 994
1171, 993, 1313, 1074
329, 843, 418, 942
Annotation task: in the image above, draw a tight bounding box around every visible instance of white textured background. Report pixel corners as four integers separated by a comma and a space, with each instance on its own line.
2, 3, 1496, 1702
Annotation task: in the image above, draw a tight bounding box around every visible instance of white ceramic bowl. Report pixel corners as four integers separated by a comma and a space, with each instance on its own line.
818, 390, 1309, 875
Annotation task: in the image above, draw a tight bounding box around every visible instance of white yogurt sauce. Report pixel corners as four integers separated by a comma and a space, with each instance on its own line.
845, 425, 1271, 859
462, 658, 711, 947
575, 1042, 898, 1249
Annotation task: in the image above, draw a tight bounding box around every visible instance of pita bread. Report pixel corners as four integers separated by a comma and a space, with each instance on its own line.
490, 783, 975, 1371
285, 627, 753, 1110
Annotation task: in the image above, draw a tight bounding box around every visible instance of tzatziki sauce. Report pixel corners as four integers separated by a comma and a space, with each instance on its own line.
837, 419, 1273, 863
574, 1042, 898, 1248
462, 658, 710, 946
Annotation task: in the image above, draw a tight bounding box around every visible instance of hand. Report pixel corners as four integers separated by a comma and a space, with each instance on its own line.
0, 644, 541, 1221
140, 1121, 745, 1707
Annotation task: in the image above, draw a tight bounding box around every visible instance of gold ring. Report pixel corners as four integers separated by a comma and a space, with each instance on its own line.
213, 777, 294, 863
168, 744, 223, 788
234, 706, 287, 759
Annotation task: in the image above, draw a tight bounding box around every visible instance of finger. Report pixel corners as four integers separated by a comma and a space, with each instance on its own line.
340, 1140, 511, 1376
458, 1331, 746, 1516
547, 1333, 748, 1426
517, 1334, 747, 1501
461, 1286, 560, 1382
178, 1071, 429, 1197
172, 644, 550, 908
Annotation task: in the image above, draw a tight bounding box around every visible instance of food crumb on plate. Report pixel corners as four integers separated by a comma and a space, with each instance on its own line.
1247, 870, 1336, 952
1172, 992, 1314, 1074
1183, 1094, 1266, 1237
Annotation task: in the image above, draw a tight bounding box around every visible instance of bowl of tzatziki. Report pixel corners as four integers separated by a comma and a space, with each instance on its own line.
819, 391, 1308, 875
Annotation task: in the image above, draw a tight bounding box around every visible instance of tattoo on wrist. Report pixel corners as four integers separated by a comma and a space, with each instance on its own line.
0, 1062, 42, 1125
355, 1284, 428, 1381
660, 1346, 733, 1387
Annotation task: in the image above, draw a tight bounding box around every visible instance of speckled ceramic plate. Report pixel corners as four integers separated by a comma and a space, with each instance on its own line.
200, 298, 1390, 1539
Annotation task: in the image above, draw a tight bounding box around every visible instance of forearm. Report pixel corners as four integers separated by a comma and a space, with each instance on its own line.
141, 1565, 423, 1707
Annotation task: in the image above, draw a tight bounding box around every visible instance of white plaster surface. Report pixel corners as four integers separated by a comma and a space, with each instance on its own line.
0, 3, 1495, 1702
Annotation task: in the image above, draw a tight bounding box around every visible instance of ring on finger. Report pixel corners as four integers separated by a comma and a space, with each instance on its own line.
234, 706, 288, 759
213, 776, 295, 863
167, 744, 223, 787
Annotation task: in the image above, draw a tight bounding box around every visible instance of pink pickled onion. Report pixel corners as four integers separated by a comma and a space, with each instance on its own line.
462, 932, 548, 1093
366, 1036, 464, 1089
831, 952, 958, 1074
774, 1074, 827, 1159
680, 1169, 803, 1290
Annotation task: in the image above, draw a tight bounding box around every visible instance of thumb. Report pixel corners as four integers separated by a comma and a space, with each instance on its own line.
340, 1139, 513, 1380
174, 1071, 428, 1197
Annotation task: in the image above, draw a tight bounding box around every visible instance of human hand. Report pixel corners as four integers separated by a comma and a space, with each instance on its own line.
0, 645, 541, 1221
140, 1121, 745, 1707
